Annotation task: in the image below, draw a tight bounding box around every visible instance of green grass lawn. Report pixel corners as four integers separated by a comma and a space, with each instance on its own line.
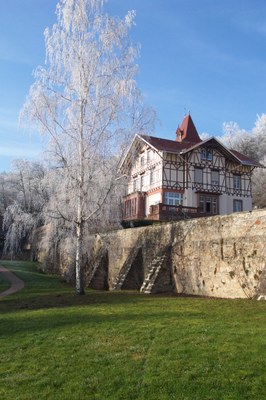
0, 260, 266, 400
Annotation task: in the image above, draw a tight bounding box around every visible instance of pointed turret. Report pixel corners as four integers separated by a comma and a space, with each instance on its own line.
176, 114, 201, 144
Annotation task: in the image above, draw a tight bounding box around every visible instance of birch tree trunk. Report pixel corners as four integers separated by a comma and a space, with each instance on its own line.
75, 219, 84, 295
76, 103, 85, 295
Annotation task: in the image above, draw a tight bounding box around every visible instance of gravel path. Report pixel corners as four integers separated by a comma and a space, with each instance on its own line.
0, 265, 25, 298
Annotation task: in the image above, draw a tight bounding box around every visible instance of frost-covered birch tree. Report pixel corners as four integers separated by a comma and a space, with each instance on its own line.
3, 160, 48, 258
20, 0, 154, 294
221, 114, 266, 162
0, 172, 15, 213
221, 113, 266, 208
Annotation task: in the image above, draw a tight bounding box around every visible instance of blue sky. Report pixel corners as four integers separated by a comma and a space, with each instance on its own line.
0, 0, 266, 171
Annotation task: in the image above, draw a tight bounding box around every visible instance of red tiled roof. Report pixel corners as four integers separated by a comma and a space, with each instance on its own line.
230, 149, 263, 167
140, 135, 262, 167
141, 135, 199, 153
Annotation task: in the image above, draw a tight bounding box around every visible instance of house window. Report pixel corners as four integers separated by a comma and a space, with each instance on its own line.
194, 168, 203, 184
140, 155, 145, 167
140, 175, 144, 191
150, 169, 154, 185
133, 179, 137, 192
164, 192, 183, 206
233, 174, 241, 190
155, 169, 160, 183
201, 148, 212, 161
147, 151, 151, 163
233, 199, 243, 212
125, 200, 130, 217
125, 199, 136, 218
199, 195, 218, 214
211, 170, 219, 186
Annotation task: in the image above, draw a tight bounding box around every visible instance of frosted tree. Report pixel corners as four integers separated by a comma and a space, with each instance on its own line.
221, 121, 258, 161
0, 172, 16, 214
221, 114, 266, 162
3, 160, 48, 258
252, 113, 266, 161
20, 0, 154, 294
221, 114, 266, 209
250, 114, 266, 208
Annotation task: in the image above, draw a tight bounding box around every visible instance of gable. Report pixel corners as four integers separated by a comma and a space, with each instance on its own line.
181, 137, 262, 167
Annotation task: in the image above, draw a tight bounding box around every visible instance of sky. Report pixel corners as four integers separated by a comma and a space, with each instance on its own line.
0, 0, 266, 172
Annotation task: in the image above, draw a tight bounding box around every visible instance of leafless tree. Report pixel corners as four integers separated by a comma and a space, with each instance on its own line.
20, 0, 154, 294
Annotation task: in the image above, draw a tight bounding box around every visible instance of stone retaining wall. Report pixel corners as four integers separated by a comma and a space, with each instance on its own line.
39, 209, 266, 298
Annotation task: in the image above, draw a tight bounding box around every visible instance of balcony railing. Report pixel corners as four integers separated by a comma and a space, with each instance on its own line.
148, 203, 200, 221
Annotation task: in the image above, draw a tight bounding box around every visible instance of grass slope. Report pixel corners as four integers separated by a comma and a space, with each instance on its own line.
0, 261, 266, 400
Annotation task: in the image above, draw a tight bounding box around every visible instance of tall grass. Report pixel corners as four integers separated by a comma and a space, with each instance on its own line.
0, 261, 265, 400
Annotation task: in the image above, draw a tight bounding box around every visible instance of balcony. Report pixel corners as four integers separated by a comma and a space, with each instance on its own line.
148, 203, 200, 221
123, 191, 146, 221
123, 195, 204, 223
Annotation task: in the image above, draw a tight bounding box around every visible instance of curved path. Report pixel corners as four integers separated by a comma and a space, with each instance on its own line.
0, 265, 25, 298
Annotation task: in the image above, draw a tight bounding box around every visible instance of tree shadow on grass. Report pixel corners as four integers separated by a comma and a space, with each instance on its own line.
0, 289, 181, 314
0, 297, 203, 339
0, 291, 209, 338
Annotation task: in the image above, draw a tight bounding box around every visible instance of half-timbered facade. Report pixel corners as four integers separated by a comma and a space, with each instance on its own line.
120, 115, 262, 222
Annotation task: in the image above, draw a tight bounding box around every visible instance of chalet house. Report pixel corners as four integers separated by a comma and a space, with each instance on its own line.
120, 114, 262, 222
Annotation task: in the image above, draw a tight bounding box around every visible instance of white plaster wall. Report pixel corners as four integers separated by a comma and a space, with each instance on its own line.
184, 188, 196, 208
226, 196, 252, 214
219, 194, 228, 215
146, 192, 161, 216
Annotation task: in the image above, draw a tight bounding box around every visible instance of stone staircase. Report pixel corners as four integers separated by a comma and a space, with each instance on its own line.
87, 247, 107, 287
140, 246, 172, 294
111, 245, 141, 290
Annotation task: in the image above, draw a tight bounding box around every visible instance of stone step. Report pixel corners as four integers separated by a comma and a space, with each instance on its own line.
140, 255, 165, 294
140, 249, 169, 294
87, 248, 107, 286
112, 246, 141, 290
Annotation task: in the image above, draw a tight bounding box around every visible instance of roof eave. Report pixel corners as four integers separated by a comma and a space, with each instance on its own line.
119, 134, 162, 173
119, 134, 139, 172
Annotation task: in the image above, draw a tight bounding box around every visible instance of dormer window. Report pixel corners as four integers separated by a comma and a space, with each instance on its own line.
201, 148, 212, 161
